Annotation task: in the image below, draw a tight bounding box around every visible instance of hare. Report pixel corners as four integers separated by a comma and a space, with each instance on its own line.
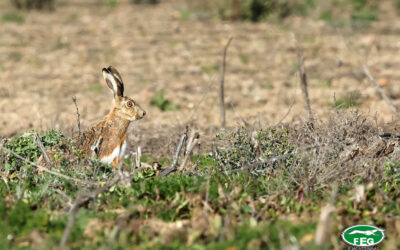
75, 66, 146, 166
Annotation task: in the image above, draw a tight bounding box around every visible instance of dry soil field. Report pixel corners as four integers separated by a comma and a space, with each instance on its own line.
2, 0, 400, 155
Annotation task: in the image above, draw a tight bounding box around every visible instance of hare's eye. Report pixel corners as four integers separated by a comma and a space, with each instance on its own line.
127, 101, 134, 108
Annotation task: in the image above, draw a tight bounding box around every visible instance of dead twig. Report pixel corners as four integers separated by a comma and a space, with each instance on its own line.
3, 147, 94, 186
293, 35, 313, 121
60, 174, 121, 248
229, 101, 250, 127
275, 88, 296, 126
159, 133, 187, 177
72, 96, 81, 137
178, 131, 200, 172
105, 204, 136, 250
337, 29, 400, 118
35, 133, 52, 166
55, 189, 73, 209
315, 184, 337, 246
136, 146, 141, 169
218, 37, 233, 127
0, 138, 6, 172
362, 65, 399, 116
230, 152, 295, 174
60, 203, 80, 249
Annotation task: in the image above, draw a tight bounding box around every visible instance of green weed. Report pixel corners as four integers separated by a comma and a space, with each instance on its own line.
103, 0, 120, 8
333, 91, 361, 109
1, 12, 25, 23
200, 64, 219, 73
150, 91, 179, 111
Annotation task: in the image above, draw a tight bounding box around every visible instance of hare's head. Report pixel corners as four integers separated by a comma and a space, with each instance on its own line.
102, 66, 146, 121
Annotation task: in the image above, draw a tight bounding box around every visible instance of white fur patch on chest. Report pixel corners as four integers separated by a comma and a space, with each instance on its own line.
99, 140, 127, 165
100, 147, 119, 164
119, 141, 127, 159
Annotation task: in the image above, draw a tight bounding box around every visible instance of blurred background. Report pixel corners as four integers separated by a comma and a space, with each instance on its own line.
1, 0, 400, 153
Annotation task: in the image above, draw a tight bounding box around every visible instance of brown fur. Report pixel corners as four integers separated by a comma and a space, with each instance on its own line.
74, 66, 146, 166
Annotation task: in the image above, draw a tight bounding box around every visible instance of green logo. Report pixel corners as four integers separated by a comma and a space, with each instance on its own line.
341, 225, 385, 247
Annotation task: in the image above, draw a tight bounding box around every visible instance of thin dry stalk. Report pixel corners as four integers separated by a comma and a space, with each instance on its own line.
3, 147, 93, 186
294, 35, 313, 121
0, 138, 5, 171
362, 65, 399, 116
275, 89, 296, 126
159, 133, 187, 177
104, 204, 136, 250
229, 102, 250, 127
136, 146, 141, 169
178, 133, 200, 172
218, 37, 233, 127
55, 189, 73, 209
72, 96, 81, 137
337, 30, 400, 118
59, 174, 121, 248
315, 184, 337, 246
59, 203, 80, 248
35, 133, 52, 166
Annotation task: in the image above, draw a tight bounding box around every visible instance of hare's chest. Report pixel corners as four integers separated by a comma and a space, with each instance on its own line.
100, 140, 127, 165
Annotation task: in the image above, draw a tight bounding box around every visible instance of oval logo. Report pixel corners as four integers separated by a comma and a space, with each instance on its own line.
341, 225, 385, 247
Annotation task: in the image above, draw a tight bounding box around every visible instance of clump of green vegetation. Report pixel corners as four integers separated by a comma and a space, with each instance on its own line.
316, 81, 331, 88
8, 52, 22, 62
238, 54, 249, 64
51, 37, 69, 51
150, 91, 179, 111
213, 127, 294, 174
395, 0, 400, 13
1, 115, 400, 249
180, 10, 190, 21
349, 0, 378, 27
10, 0, 54, 10
103, 0, 120, 8
333, 90, 362, 109
185, 0, 383, 26
186, 0, 312, 22
200, 64, 219, 73
3, 130, 67, 172
130, 0, 160, 4
1, 11, 25, 23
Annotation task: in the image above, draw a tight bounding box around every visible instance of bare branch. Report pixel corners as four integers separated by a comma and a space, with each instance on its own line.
230, 152, 295, 174
60, 174, 121, 248
293, 35, 313, 121
55, 189, 73, 209
35, 133, 52, 166
178, 132, 200, 172
104, 204, 136, 250
2, 147, 94, 186
0, 138, 6, 172
337, 29, 400, 118
60, 203, 80, 248
275, 88, 296, 126
72, 96, 81, 137
136, 146, 141, 169
315, 184, 337, 246
159, 133, 187, 177
218, 37, 233, 127
362, 65, 399, 116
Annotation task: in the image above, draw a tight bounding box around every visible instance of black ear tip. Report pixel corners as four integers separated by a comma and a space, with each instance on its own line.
107, 66, 113, 71
102, 67, 109, 73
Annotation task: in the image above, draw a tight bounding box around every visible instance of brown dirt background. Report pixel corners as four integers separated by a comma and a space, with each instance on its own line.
2, 0, 400, 155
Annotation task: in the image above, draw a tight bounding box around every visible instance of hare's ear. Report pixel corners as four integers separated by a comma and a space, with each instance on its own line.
102, 66, 124, 98
107, 66, 123, 83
